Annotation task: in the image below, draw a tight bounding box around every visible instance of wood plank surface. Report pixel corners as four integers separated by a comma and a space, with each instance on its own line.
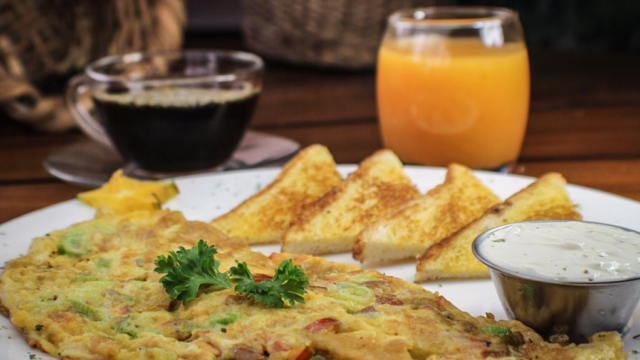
0, 183, 85, 224
521, 105, 640, 160
516, 159, 640, 201
3, 101, 640, 184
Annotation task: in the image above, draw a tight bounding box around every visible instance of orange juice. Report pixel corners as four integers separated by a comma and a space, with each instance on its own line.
377, 37, 530, 168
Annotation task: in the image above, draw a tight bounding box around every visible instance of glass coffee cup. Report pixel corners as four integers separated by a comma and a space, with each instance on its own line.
66, 50, 264, 174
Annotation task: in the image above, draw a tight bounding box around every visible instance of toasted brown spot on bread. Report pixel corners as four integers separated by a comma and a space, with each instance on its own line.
354, 164, 500, 265
282, 150, 419, 255
211, 144, 342, 244
416, 172, 581, 282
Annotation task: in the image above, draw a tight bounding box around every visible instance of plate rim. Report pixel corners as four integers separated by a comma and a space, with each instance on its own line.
4, 164, 640, 229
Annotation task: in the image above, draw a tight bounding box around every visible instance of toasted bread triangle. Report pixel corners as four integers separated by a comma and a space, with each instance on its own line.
353, 164, 501, 266
211, 144, 342, 244
282, 149, 419, 255
415, 172, 581, 282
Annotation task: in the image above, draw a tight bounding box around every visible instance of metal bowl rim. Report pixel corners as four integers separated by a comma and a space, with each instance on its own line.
472, 220, 640, 286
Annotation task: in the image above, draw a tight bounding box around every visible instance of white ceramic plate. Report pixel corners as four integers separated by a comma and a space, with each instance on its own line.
2, 165, 640, 359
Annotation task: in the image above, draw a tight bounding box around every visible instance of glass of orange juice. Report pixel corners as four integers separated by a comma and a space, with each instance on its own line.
377, 7, 529, 170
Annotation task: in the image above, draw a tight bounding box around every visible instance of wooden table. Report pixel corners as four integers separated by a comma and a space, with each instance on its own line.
2, 35, 640, 224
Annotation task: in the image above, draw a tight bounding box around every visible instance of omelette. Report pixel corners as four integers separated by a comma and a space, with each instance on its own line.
0, 210, 626, 359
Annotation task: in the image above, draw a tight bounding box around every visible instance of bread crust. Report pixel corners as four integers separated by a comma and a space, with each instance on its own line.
282, 150, 419, 255
353, 163, 500, 265
416, 172, 581, 282
212, 144, 342, 244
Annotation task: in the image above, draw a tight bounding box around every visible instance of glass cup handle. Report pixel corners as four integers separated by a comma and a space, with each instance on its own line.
65, 74, 114, 149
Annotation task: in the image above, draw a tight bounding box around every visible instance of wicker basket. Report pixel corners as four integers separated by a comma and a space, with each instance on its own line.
0, 0, 185, 132
241, 0, 442, 69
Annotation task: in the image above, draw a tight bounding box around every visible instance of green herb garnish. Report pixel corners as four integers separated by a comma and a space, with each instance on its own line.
154, 240, 231, 304
154, 240, 308, 308
229, 259, 309, 308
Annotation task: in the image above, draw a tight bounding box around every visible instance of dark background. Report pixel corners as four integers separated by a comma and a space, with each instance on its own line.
189, 0, 640, 54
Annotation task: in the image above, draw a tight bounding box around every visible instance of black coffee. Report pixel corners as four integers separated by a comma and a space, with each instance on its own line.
92, 88, 259, 172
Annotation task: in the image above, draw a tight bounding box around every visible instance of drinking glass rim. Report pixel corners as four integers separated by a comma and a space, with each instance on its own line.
85, 49, 264, 85
389, 6, 519, 30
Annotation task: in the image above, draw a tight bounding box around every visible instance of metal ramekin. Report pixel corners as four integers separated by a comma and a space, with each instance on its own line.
473, 220, 640, 344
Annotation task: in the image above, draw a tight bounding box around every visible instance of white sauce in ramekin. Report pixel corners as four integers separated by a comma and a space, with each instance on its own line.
478, 221, 640, 282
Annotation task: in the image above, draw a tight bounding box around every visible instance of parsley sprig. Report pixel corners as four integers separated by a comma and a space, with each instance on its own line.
230, 259, 309, 308
154, 240, 231, 303
154, 240, 308, 308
